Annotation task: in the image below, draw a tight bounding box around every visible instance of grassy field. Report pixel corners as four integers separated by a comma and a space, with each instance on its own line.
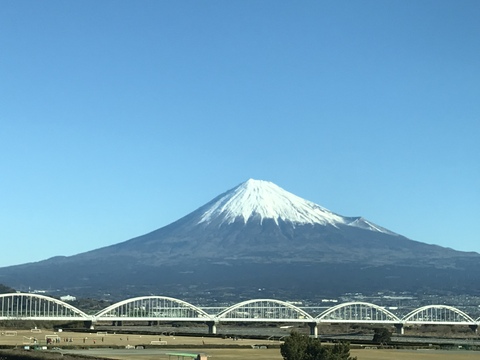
2, 329, 480, 359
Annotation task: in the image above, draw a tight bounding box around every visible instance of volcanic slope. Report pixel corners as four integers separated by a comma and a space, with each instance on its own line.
84, 179, 470, 266
1, 179, 479, 298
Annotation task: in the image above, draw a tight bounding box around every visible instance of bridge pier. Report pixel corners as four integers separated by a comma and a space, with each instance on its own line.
83, 321, 94, 330
206, 321, 217, 335
394, 323, 404, 335
469, 325, 478, 333
308, 322, 318, 338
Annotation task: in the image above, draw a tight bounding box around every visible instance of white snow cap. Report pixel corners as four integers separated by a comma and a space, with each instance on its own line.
198, 179, 394, 234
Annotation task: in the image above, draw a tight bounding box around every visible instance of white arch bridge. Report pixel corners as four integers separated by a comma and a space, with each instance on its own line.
1, 293, 479, 336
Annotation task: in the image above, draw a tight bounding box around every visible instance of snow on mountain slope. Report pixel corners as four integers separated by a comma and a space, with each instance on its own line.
346, 217, 396, 235
198, 179, 396, 235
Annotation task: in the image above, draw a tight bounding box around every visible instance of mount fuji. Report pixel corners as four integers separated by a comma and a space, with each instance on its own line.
1, 179, 479, 299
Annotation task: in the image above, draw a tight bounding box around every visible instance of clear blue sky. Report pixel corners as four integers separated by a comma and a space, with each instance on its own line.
1, 1, 479, 267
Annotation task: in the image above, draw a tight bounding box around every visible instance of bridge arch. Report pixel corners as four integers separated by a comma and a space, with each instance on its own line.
94, 296, 212, 321
216, 299, 314, 322
0, 293, 89, 320
317, 302, 400, 323
402, 305, 475, 324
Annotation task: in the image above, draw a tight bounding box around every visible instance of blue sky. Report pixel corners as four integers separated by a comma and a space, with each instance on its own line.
1, 1, 479, 267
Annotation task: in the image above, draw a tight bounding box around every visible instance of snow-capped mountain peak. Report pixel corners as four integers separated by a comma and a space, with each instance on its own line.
197, 179, 393, 235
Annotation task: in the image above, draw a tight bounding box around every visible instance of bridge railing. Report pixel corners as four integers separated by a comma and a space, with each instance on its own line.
402, 305, 476, 325
0, 293, 89, 320
3, 293, 480, 328
215, 299, 314, 323
94, 296, 213, 322
316, 302, 401, 323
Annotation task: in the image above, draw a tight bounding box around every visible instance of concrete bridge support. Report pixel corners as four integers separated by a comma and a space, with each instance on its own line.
206, 321, 217, 335
469, 325, 478, 333
394, 323, 404, 335
308, 323, 318, 338
83, 321, 94, 330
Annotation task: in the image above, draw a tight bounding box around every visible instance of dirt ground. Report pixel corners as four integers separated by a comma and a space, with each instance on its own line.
2, 329, 480, 359
0, 328, 278, 347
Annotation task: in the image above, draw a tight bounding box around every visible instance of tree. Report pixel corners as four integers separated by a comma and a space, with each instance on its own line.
372, 327, 391, 345
280, 332, 357, 360
280, 332, 309, 360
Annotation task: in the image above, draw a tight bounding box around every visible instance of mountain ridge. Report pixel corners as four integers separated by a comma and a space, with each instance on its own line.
0, 178, 479, 299
196, 179, 397, 236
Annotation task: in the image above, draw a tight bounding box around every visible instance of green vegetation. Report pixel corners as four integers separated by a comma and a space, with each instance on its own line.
280, 332, 357, 360
372, 327, 392, 345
